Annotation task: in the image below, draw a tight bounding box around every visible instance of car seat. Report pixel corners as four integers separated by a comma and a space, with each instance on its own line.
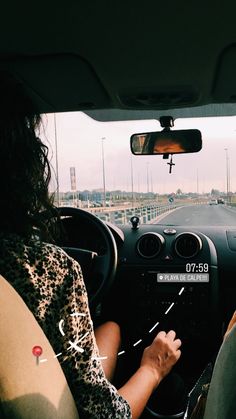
203, 323, 236, 419
0, 274, 80, 419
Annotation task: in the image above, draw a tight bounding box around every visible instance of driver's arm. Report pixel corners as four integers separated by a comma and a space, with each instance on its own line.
95, 322, 181, 419
118, 330, 181, 419
56, 250, 181, 419
52, 250, 132, 419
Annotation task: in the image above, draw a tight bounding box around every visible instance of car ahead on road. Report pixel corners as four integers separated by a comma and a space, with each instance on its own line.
209, 199, 218, 205
1, 1, 236, 418
217, 198, 225, 204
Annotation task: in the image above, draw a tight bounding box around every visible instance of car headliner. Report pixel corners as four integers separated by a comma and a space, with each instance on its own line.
1, 1, 236, 120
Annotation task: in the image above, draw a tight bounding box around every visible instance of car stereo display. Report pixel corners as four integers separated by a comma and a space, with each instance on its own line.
157, 273, 209, 283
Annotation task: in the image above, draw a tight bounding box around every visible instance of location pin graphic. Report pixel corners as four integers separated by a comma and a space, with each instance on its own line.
32, 345, 43, 365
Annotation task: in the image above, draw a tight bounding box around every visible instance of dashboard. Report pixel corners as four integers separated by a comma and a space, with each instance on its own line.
59, 213, 236, 386
102, 222, 236, 384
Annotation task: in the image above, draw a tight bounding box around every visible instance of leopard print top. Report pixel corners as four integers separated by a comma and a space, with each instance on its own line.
0, 233, 131, 419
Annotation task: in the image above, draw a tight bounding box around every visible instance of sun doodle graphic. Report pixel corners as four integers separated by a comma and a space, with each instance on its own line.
33, 286, 186, 364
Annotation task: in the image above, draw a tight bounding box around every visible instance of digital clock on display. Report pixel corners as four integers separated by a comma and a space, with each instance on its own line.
186, 263, 209, 273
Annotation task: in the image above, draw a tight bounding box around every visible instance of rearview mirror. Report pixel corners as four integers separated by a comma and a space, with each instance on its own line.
130, 129, 202, 155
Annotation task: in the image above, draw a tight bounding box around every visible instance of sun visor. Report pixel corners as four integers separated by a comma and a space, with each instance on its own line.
213, 44, 236, 102
0, 54, 111, 113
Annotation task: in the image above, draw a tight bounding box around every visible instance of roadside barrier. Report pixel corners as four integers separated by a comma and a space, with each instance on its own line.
90, 202, 190, 225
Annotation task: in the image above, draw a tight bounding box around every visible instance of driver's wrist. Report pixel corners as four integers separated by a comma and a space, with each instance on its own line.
138, 365, 161, 391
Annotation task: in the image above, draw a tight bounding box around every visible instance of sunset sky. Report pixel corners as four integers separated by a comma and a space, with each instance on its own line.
42, 112, 236, 195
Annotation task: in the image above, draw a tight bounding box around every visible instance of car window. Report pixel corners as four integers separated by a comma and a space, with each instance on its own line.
43, 112, 236, 226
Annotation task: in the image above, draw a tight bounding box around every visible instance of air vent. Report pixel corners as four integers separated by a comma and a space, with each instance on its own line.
136, 233, 165, 258
174, 232, 202, 259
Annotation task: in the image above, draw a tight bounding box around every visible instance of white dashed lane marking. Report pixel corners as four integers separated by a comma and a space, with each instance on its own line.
165, 302, 175, 315
149, 321, 160, 333
133, 339, 142, 347
118, 350, 125, 356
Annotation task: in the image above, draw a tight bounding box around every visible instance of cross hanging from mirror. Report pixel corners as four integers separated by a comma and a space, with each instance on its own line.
167, 155, 175, 173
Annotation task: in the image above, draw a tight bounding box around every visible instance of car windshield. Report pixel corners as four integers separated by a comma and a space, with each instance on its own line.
43, 112, 236, 226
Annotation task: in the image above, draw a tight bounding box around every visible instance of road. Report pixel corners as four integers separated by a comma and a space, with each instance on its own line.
154, 204, 236, 226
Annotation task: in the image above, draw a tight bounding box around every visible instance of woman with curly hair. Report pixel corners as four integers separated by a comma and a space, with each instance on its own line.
0, 74, 182, 419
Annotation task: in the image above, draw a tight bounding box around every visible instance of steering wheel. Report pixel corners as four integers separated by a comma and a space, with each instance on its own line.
56, 207, 118, 309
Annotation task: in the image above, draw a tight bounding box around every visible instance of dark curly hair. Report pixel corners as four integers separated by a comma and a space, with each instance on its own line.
0, 73, 56, 239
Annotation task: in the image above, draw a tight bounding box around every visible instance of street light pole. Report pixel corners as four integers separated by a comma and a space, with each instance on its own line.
146, 162, 150, 198
130, 154, 134, 206
224, 148, 230, 203
196, 169, 199, 195
54, 114, 60, 206
101, 137, 106, 207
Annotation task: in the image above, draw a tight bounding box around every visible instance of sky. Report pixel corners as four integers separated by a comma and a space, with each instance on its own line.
41, 112, 236, 195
